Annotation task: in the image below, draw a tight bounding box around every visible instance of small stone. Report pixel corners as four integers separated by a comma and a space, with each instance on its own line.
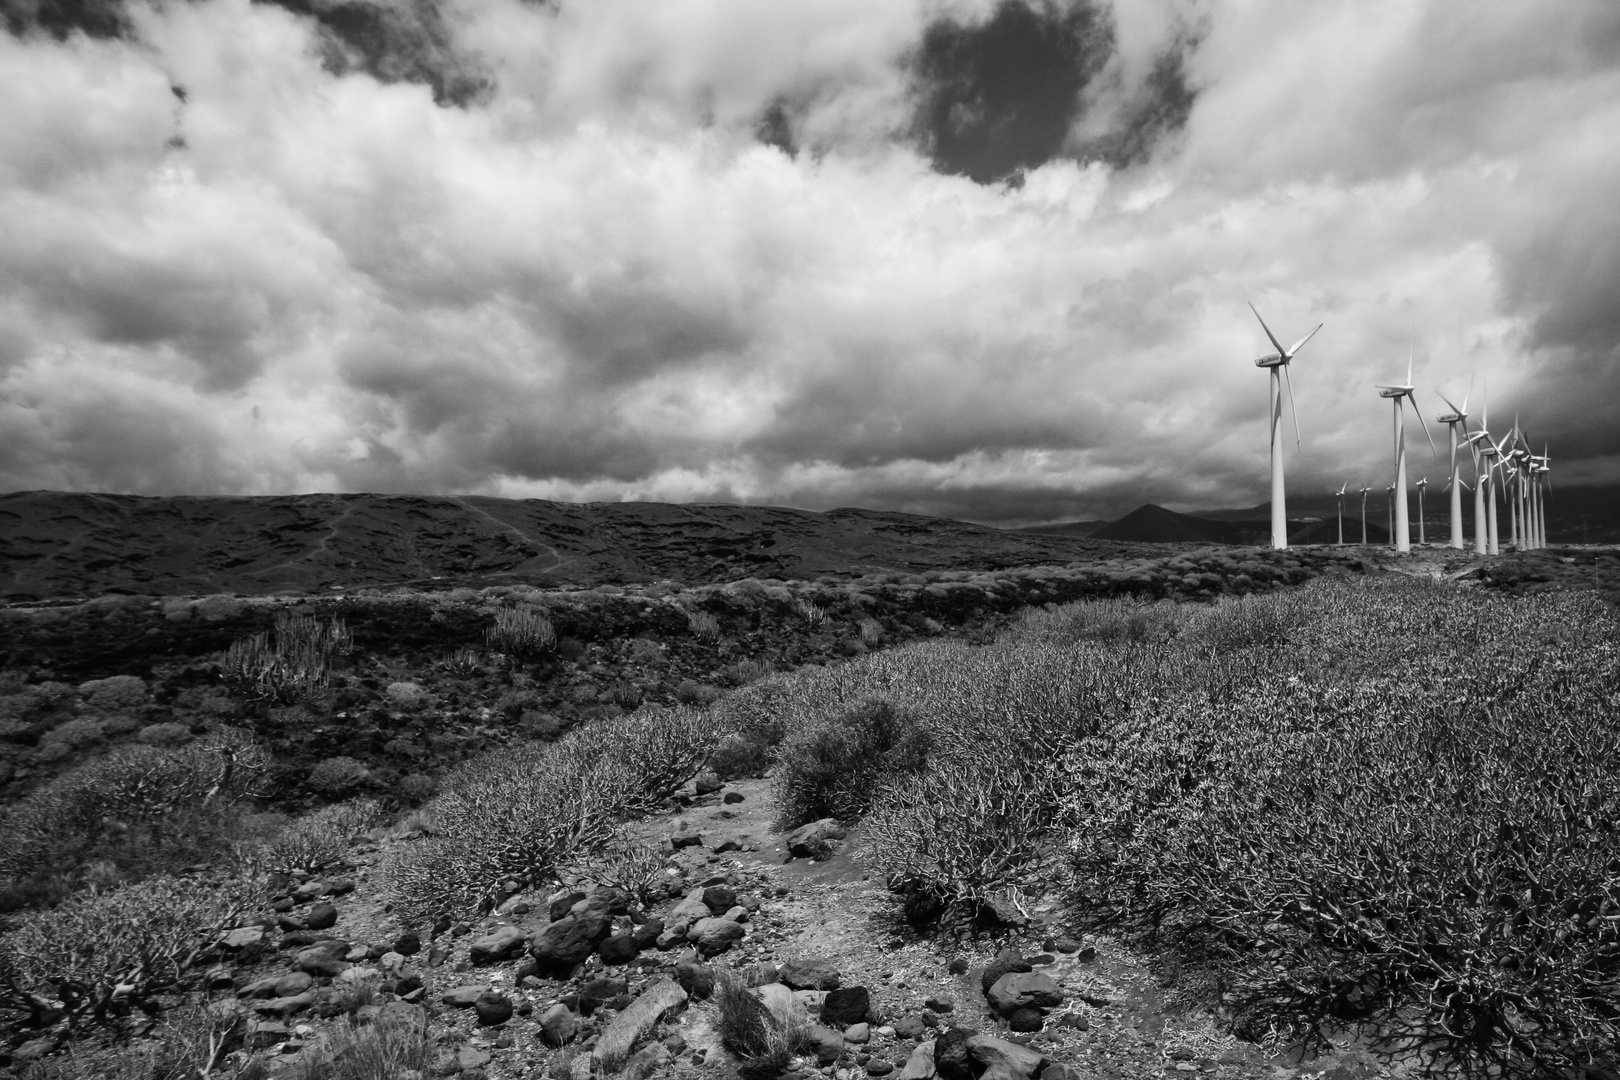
1041, 1066, 1086, 1080
291, 880, 326, 903
1009, 1008, 1044, 1032
822, 986, 871, 1026
867, 1060, 895, 1076
305, 903, 338, 931
1048, 938, 1082, 955
392, 932, 421, 956
1055, 1013, 1088, 1032
785, 817, 847, 860
693, 771, 723, 795
441, 985, 486, 1007
780, 957, 842, 991
894, 1016, 926, 1040
670, 833, 704, 849
947, 958, 969, 976
924, 996, 954, 1013
687, 916, 745, 956
469, 924, 527, 965
845, 1023, 871, 1044
458, 1046, 492, 1071
724, 791, 744, 804
714, 839, 742, 853
806, 1024, 844, 1065
274, 972, 315, 997
599, 934, 640, 965
539, 1003, 578, 1047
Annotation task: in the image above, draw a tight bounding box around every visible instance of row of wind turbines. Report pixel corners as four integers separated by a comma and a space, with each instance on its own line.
1248, 304, 1553, 554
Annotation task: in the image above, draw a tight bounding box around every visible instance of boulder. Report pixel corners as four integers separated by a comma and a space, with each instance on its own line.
868, 1060, 896, 1076
1008, 1008, 1044, 1032
687, 916, 745, 956
294, 941, 351, 977
822, 986, 871, 1026
274, 972, 314, 997
304, 903, 338, 931
899, 1040, 937, 1080
548, 891, 587, 922
441, 985, 486, 1008
967, 1034, 1046, 1080
622, 1041, 672, 1080
981, 949, 1032, 994
238, 976, 282, 1000
220, 925, 266, 950
539, 1003, 578, 1047
391, 931, 421, 956
290, 880, 326, 903
934, 1029, 976, 1080
673, 961, 714, 1000
845, 1022, 871, 1044
598, 934, 640, 965
806, 1024, 844, 1065
986, 973, 1064, 1017
591, 978, 688, 1073
786, 818, 847, 860
701, 885, 737, 914
894, 1016, 926, 1040
474, 992, 513, 1026
631, 917, 664, 950
753, 982, 802, 1028
693, 771, 723, 796
666, 889, 713, 934
469, 924, 527, 965
530, 910, 613, 974
252, 991, 313, 1017
780, 957, 842, 991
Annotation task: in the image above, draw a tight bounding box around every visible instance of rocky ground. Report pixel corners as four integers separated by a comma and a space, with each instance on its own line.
2, 773, 1434, 1080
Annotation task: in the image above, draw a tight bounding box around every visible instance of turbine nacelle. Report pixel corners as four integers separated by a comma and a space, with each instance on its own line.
1376, 385, 1412, 399
1252, 352, 1287, 368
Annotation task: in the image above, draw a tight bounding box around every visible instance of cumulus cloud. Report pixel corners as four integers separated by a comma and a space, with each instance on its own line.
1, 0, 1617, 523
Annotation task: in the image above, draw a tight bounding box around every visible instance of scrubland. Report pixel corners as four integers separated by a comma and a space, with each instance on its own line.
1, 565, 1617, 1080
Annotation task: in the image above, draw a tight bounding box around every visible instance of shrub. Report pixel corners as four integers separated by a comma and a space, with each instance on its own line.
41, 717, 103, 751
0, 874, 258, 1031
252, 798, 382, 876
383, 681, 426, 711
557, 836, 668, 908
486, 606, 556, 659
292, 1015, 427, 1080
78, 675, 148, 710
136, 721, 194, 747
673, 680, 721, 707
221, 614, 349, 705
687, 610, 721, 644
385, 706, 723, 923
307, 756, 371, 796
771, 697, 931, 829
442, 646, 483, 675
396, 773, 437, 805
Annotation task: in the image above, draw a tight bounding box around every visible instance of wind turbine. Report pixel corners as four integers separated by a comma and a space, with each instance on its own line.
1435, 379, 1474, 549
1375, 349, 1438, 553
1535, 444, 1552, 547
1386, 481, 1397, 548
1335, 482, 1349, 545
1415, 477, 1429, 545
1247, 303, 1322, 549
1465, 380, 1501, 555
1359, 485, 1371, 545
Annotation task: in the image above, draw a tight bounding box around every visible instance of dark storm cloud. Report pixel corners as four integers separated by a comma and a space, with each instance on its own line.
912, 0, 1111, 183
5, 0, 132, 40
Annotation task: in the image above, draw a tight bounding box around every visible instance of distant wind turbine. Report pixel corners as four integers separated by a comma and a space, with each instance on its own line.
1375, 348, 1438, 554
1435, 378, 1474, 549
1359, 485, 1371, 545
1247, 302, 1322, 550
1415, 477, 1428, 546
1335, 482, 1349, 546
1465, 380, 1501, 555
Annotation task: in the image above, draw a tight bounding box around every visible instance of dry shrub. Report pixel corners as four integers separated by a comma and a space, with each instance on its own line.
77, 675, 148, 711
221, 614, 349, 705
0, 874, 259, 1031
293, 1016, 428, 1080
251, 798, 382, 876
686, 610, 721, 644
486, 606, 556, 659
385, 706, 723, 923
771, 697, 931, 829
557, 836, 668, 907
306, 756, 371, 796
715, 971, 809, 1074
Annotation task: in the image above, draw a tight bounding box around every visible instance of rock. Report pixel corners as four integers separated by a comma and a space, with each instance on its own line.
591, 978, 688, 1073
724, 791, 744, 804
474, 992, 513, 1026
530, 910, 613, 974
655, 929, 684, 950
924, 996, 954, 1013
469, 924, 527, 965
687, 916, 745, 956
294, 941, 351, 977
220, 925, 266, 950
981, 950, 1032, 995
539, 1003, 578, 1047
239, 976, 282, 999
252, 991, 314, 1017
868, 1060, 896, 1076
274, 972, 315, 997
670, 833, 704, 849
1040, 1066, 1085, 1080
894, 1016, 926, 1040
967, 1034, 1046, 1080
580, 975, 628, 1013
786, 818, 847, 860
622, 1041, 672, 1080
1008, 1008, 1044, 1033
458, 1046, 492, 1071
392, 932, 421, 956
934, 1029, 975, 1080
806, 1024, 845, 1065
598, 934, 640, 965
631, 917, 664, 949
305, 903, 338, 931
822, 986, 871, 1027
694, 771, 723, 795
204, 966, 237, 992
714, 839, 741, 853
441, 985, 486, 1007
544, 890, 584, 921
899, 1040, 937, 1080
974, 895, 1028, 930
780, 957, 841, 991
1054, 1012, 1088, 1032
327, 878, 357, 897
845, 1023, 871, 1044
291, 880, 326, 903
673, 961, 714, 1000
245, 1021, 292, 1049
947, 958, 969, 975
701, 885, 737, 913
666, 889, 714, 933
986, 973, 1064, 1017
754, 983, 802, 1028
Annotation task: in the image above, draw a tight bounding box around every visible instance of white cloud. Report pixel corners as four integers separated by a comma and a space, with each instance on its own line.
2, 0, 1618, 521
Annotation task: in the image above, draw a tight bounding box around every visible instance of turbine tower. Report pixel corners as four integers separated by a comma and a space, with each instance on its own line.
1247, 303, 1321, 550
1335, 482, 1348, 545
1465, 380, 1500, 555
1375, 350, 1438, 554
1385, 481, 1397, 547
1415, 477, 1428, 546
1359, 485, 1371, 545
1435, 380, 1474, 549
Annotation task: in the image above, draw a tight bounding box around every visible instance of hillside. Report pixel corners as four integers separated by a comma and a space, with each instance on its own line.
0, 492, 1120, 602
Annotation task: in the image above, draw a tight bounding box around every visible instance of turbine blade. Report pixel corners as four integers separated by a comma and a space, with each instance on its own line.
1481, 376, 1488, 430
1248, 302, 1286, 356
1462, 373, 1473, 414
1282, 364, 1302, 448
1285, 323, 1322, 357
1437, 390, 1462, 416
1409, 394, 1439, 459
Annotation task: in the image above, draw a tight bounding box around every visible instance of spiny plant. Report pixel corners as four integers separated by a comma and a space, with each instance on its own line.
221, 613, 350, 705
485, 606, 556, 660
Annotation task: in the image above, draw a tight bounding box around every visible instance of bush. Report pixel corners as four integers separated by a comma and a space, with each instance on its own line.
0, 874, 258, 1031
673, 680, 721, 707
43, 717, 105, 750
78, 675, 147, 710
292, 1014, 427, 1080
486, 606, 556, 659
252, 798, 381, 876
384, 681, 426, 711
307, 756, 371, 795
771, 697, 931, 829
385, 707, 723, 923
221, 614, 350, 706
136, 721, 194, 747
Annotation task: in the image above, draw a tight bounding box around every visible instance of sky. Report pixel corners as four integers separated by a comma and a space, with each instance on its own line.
2, 0, 1618, 525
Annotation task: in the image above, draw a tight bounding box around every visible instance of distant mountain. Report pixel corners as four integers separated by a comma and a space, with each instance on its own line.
1089, 505, 1301, 545
0, 491, 1127, 601
1009, 520, 1112, 539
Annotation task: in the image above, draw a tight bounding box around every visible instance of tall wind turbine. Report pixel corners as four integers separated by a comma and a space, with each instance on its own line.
1435, 379, 1474, 549
1386, 481, 1397, 548
1335, 482, 1349, 545
1247, 303, 1322, 549
1415, 477, 1429, 545
1375, 350, 1438, 554
1359, 485, 1371, 545
1465, 380, 1500, 555
1534, 445, 1552, 548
